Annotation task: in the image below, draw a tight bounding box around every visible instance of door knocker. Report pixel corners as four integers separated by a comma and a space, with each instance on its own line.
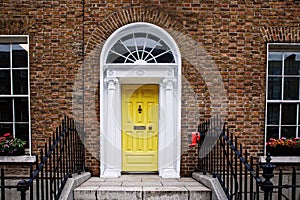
138, 105, 143, 114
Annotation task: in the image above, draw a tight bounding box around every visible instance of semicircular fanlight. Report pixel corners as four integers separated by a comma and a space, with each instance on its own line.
106, 33, 175, 64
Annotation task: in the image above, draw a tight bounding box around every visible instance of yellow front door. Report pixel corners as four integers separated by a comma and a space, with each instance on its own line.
122, 84, 159, 172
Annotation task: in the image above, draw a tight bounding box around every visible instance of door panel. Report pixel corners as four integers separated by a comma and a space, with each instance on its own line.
122, 84, 159, 172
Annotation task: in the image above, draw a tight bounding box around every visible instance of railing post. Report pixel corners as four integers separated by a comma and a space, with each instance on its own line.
17, 179, 30, 200
260, 154, 276, 200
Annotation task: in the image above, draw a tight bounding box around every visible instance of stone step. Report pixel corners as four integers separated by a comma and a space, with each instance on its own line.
74, 175, 211, 200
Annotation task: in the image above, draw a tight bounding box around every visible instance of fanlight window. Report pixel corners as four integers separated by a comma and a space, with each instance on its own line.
106, 33, 175, 64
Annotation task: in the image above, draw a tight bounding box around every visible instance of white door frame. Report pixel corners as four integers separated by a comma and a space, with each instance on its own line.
99, 23, 181, 178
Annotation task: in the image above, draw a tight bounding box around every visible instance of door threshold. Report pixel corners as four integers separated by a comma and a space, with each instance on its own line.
121, 171, 158, 175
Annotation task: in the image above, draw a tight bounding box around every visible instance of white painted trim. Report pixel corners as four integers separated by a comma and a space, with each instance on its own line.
259, 156, 300, 163
100, 23, 181, 178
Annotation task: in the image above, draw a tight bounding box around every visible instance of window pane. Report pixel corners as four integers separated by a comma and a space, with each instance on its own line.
267, 103, 280, 125
268, 77, 281, 100
111, 41, 129, 57
13, 70, 28, 94
284, 53, 300, 75
15, 123, 29, 148
12, 44, 28, 68
268, 61, 282, 75
0, 123, 13, 136
282, 103, 297, 125
146, 34, 160, 49
0, 70, 11, 94
266, 126, 279, 140
155, 51, 175, 63
15, 98, 29, 122
107, 51, 125, 63
0, 44, 10, 68
268, 52, 282, 61
281, 126, 296, 138
122, 34, 135, 52
284, 77, 299, 100
0, 98, 12, 122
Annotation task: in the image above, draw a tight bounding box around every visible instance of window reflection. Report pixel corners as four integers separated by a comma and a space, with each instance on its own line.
12, 44, 28, 68
0, 70, 10, 94
13, 70, 28, 94
0, 98, 12, 122
0, 44, 10, 68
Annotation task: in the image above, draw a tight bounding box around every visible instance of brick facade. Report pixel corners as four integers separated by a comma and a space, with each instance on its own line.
1, 0, 300, 176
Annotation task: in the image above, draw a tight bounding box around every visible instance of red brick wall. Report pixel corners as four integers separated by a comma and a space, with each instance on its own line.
1, 0, 300, 176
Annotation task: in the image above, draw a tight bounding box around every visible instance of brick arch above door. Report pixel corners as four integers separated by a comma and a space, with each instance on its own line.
83, 6, 188, 59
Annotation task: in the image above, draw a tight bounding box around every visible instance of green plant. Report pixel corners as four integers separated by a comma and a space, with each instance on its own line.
0, 133, 26, 155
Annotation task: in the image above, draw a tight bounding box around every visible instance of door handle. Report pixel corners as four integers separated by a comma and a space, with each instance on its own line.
148, 126, 152, 130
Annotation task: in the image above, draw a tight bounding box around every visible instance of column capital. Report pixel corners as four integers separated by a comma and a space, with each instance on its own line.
104, 77, 119, 90
162, 78, 176, 90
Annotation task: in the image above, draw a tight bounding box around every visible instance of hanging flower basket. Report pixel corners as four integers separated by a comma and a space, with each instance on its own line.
266, 137, 300, 156
0, 133, 26, 156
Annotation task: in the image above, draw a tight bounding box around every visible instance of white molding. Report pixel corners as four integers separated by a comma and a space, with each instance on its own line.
105, 65, 175, 78
259, 156, 300, 163
0, 155, 35, 163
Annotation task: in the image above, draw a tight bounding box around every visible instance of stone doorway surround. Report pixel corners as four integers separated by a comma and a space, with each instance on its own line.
99, 23, 182, 178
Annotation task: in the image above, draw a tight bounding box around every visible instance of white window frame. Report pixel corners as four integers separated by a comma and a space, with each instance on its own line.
265, 43, 300, 153
0, 35, 31, 154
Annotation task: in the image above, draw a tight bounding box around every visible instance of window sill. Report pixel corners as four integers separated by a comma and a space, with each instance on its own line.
0, 155, 36, 164
259, 156, 300, 163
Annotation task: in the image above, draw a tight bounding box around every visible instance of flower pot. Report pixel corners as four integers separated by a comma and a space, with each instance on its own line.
0, 148, 25, 156
267, 146, 300, 156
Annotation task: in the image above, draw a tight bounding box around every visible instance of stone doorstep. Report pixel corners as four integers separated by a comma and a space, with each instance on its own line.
97, 187, 143, 200
74, 185, 211, 200
75, 187, 187, 200
74, 186, 98, 200
74, 175, 211, 200
143, 187, 188, 200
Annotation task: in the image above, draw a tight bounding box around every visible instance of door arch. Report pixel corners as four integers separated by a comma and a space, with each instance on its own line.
100, 22, 181, 178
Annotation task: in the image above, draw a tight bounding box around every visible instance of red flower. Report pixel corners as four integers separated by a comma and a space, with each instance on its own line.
3, 133, 11, 137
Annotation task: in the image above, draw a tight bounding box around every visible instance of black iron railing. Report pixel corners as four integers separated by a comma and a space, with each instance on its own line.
196, 117, 300, 200
0, 116, 85, 200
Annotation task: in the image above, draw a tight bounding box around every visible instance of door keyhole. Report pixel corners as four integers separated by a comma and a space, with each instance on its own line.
138, 105, 143, 114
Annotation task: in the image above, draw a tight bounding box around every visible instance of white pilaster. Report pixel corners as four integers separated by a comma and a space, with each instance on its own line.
102, 77, 121, 178
160, 78, 179, 178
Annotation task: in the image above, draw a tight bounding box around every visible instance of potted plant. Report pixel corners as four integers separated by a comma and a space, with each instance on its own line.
0, 133, 26, 156
266, 137, 300, 156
